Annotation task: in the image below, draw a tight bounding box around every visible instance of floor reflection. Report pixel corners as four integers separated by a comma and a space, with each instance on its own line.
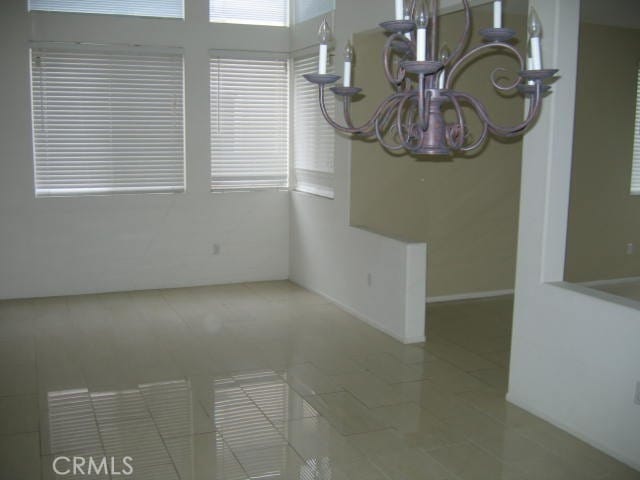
45, 370, 331, 479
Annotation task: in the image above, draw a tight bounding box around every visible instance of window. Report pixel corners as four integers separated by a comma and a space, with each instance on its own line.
31, 45, 185, 196
210, 55, 289, 190
632, 63, 640, 195
294, 0, 334, 24
209, 0, 289, 27
293, 55, 335, 198
28, 0, 184, 18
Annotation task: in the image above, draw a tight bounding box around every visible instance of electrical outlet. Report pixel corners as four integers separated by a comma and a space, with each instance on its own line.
367, 273, 372, 287
635, 381, 640, 406
212, 243, 221, 255
626, 243, 635, 255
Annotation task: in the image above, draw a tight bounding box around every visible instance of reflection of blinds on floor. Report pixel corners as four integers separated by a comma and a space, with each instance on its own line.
293, 55, 335, 199
632, 64, 640, 195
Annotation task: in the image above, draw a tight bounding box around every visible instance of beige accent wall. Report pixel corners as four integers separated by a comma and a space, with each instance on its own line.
349, 5, 526, 298
564, 23, 640, 282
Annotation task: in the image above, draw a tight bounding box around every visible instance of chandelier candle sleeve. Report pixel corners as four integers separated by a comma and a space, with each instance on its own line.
318, 18, 331, 74
528, 7, 542, 69
493, 0, 502, 29
343, 42, 353, 87
438, 43, 450, 89
395, 0, 403, 20
416, 5, 428, 62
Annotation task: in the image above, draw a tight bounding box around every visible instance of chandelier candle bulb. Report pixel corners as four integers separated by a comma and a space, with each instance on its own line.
318, 17, 331, 74
416, 5, 428, 62
528, 7, 542, 69
526, 57, 534, 86
493, 0, 502, 29
343, 42, 353, 87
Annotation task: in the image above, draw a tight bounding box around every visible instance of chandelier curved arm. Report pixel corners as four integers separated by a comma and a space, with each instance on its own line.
443, 0, 472, 69
444, 92, 489, 152
445, 42, 525, 91
445, 93, 466, 151
449, 82, 543, 139
318, 86, 412, 136
383, 33, 413, 87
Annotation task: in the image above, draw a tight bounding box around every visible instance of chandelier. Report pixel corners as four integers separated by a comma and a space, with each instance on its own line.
304, 0, 558, 156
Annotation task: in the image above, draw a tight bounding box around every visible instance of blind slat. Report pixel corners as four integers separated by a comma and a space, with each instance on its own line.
210, 56, 289, 191
31, 45, 185, 197
293, 55, 335, 198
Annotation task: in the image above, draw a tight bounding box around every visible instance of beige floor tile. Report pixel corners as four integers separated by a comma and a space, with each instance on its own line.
0, 432, 41, 480
0, 363, 37, 396
0, 394, 39, 435
276, 416, 364, 465
281, 363, 344, 396
369, 402, 466, 451
234, 444, 305, 480
165, 433, 248, 480
430, 441, 534, 480
372, 447, 456, 480
354, 352, 431, 384
469, 367, 509, 392
332, 371, 406, 408
305, 391, 389, 435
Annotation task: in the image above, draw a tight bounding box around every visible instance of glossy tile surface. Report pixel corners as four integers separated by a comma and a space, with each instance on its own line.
0, 284, 637, 479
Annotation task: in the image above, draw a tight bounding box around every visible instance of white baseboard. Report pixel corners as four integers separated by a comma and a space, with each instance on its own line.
579, 276, 640, 288
506, 392, 640, 472
426, 289, 514, 304
290, 280, 425, 345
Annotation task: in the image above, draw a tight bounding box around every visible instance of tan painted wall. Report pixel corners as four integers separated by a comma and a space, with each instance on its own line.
349, 5, 526, 298
564, 23, 640, 282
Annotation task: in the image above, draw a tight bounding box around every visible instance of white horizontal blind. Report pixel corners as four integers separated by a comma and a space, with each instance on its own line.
293, 55, 335, 198
294, 0, 334, 24
631, 64, 640, 195
31, 46, 185, 196
28, 0, 183, 18
210, 0, 289, 27
210, 56, 289, 190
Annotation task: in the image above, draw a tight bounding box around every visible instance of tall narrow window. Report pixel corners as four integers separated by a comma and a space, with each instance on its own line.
294, 0, 334, 24
631, 63, 640, 195
210, 55, 289, 191
209, 0, 289, 27
28, 0, 184, 18
31, 45, 185, 196
293, 55, 335, 198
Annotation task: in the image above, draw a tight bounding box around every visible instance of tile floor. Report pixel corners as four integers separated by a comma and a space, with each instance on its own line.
0, 281, 638, 479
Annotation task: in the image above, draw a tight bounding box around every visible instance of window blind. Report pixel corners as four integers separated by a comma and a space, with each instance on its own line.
210, 55, 289, 191
31, 46, 185, 196
28, 0, 184, 18
210, 0, 289, 27
293, 55, 335, 198
632, 64, 640, 195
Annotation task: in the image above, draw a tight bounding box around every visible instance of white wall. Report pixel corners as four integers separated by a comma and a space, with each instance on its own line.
509, 0, 640, 469
289, 0, 428, 344
0, 0, 290, 299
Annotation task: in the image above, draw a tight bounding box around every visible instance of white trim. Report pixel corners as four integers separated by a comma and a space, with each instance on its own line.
427, 289, 514, 304
578, 276, 640, 288
291, 280, 426, 345
506, 391, 640, 472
